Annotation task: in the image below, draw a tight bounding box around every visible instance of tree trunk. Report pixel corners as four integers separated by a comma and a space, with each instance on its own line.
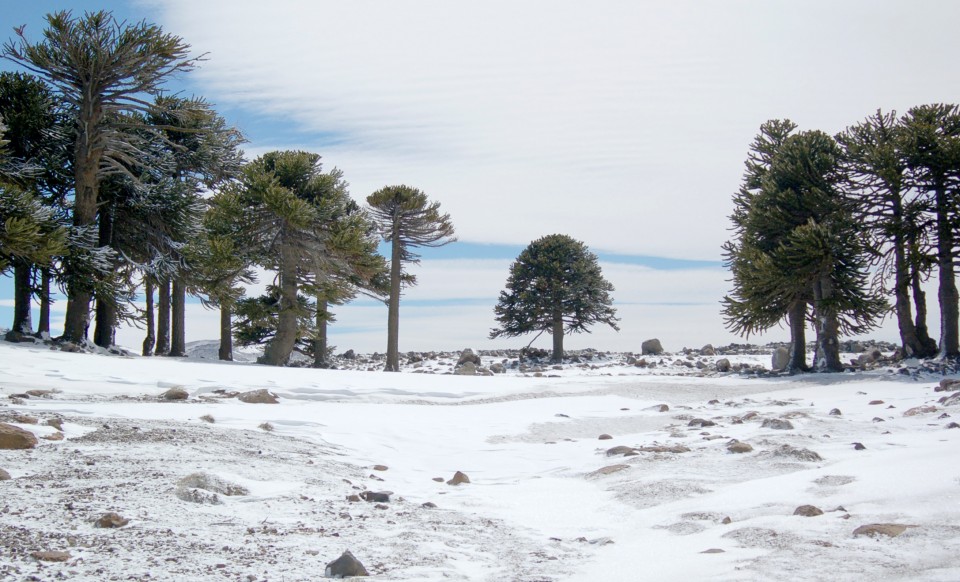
218, 303, 233, 361
384, 228, 403, 372
551, 309, 564, 363
157, 278, 170, 355
936, 183, 959, 358
169, 277, 186, 357
142, 278, 155, 356
813, 276, 843, 372
892, 230, 925, 358
262, 234, 299, 366
786, 301, 809, 373
93, 297, 116, 348
38, 267, 51, 337
62, 108, 102, 343
8, 263, 33, 338
314, 297, 329, 368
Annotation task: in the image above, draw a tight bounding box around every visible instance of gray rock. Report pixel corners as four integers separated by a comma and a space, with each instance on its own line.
161, 386, 189, 400
773, 444, 822, 462
853, 523, 916, 538
937, 378, 960, 392
688, 418, 716, 427
489, 362, 505, 374
727, 441, 753, 454
341, 349, 356, 359
457, 348, 481, 366
359, 491, 391, 503
0, 468, 10, 480
95, 512, 130, 528
454, 361, 478, 376
641, 338, 664, 355
700, 344, 716, 356
325, 550, 369, 578
771, 346, 790, 371
761, 418, 794, 430
793, 505, 824, 517
237, 389, 279, 404
716, 358, 731, 373
175, 472, 249, 505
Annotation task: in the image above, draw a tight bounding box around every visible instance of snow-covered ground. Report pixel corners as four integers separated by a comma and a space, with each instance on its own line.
1, 340, 958, 581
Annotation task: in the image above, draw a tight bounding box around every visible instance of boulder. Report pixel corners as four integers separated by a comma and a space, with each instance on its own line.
454, 361, 478, 376
761, 418, 794, 430
853, 523, 916, 538
95, 512, 130, 528
237, 389, 278, 404
457, 348, 481, 366
605, 446, 638, 457
903, 405, 937, 417
341, 349, 356, 360
771, 346, 790, 371
489, 362, 506, 374
161, 386, 189, 401
359, 491, 391, 503
325, 550, 369, 578
794, 505, 824, 517
641, 338, 664, 355
447, 471, 470, 485
598, 434, 613, 440
31, 550, 71, 562
773, 444, 823, 462
716, 358, 731, 373
937, 378, 960, 392
586, 464, 630, 478
688, 418, 716, 427
727, 441, 753, 454
700, 344, 716, 356
0, 468, 11, 480
0, 423, 37, 449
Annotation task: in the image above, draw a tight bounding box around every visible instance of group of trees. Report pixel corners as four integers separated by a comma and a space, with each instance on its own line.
0, 10, 457, 370
724, 106, 960, 371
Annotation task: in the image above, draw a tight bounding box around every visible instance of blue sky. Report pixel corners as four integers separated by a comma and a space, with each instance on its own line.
3, 1, 958, 353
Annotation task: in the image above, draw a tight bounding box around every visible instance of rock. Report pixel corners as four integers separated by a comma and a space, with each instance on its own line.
598, 434, 613, 440
360, 490, 391, 503
372, 464, 388, 471
853, 523, 916, 538
727, 441, 753, 454
45, 418, 64, 431
700, 344, 716, 356
794, 505, 824, 517
457, 348, 481, 366
32, 550, 71, 562
637, 444, 690, 453
346, 494, 361, 502
0, 423, 37, 449
947, 422, 960, 429
422, 502, 437, 509
829, 408, 842, 416
0, 468, 10, 480
237, 389, 279, 404
606, 445, 638, 457
937, 378, 960, 392
25, 389, 52, 398
325, 550, 369, 578
761, 418, 794, 430
13, 414, 38, 424
454, 361, 478, 376
868, 399, 884, 405
587, 464, 630, 478
853, 442, 866, 450
773, 444, 823, 462
700, 548, 725, 554
716, 358, 731, 373
771, 346, 790, 371
903, 405, 937, 417
43, 432, 64, 441
641, 338, 664, 355
688, 418, 716, 427
176, 472, 249, 505
489, 362, 505, 374
161, 386, 189, 400
939, 391, 960, 406
341, 349, 356, 359
447, 470, 470, 485
432, 477, 444, 482
722, 516, 732, 525
95, 512, 129, 528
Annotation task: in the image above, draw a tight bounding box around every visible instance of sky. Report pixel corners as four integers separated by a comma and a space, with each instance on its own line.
2, 0, 960, 354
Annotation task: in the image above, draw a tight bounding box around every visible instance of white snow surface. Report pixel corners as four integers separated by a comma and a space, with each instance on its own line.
0, 341, 958, 581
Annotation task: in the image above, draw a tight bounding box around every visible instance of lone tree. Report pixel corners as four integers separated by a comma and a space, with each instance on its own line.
366, 185, 455, 372
490, 234, 619, 362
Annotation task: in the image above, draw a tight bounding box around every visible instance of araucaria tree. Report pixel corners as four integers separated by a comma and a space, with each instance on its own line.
3, 10, 200, 342
366, 185, 455, 372
490, 234, 619, 363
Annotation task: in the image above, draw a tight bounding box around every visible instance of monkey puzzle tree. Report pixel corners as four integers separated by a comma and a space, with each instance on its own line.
3, 10, 200, 342
490, 234, 619, 363
366, 185, 455, 372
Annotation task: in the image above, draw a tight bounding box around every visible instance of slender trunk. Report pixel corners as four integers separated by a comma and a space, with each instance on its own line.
892, 229, 924, 358
262, 234, 299, 366
384, 228, 403, 372
813, 276, 843, 372
8, 263, 33, 338
314, 297, 329, 368
551, 309, 564, 363
169, 277, 186, 357
786, 301, 809, 372
936, 182, 959, 358
218, 303, 233, 361
908, 236, 937, 356
142, 278, 155, 356
63, 103, 102, 343
38, 267, 51, 336
157, 278, 170, 354
93, 208, 116, 349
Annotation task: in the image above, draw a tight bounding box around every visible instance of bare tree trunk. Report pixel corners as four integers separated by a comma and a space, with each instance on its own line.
38, 267, 51, 336
550, 308, 564, 362
157, 278, 170, 354
169, 277, 186, 357
314, 297, 329, 368
813, 276, 843, 372
218, 304, 233, 361
384, 231, 403, 372
262, 236, 299, 366
786, 301, 809, 373
936, 183, 959, 358
93, 297, 116, 348
893, 230, 925, 358
142, 278, 155, 356
7, 263, 33, 340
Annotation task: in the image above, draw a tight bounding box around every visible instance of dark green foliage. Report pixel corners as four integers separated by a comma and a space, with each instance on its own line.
490, 234, 619, 362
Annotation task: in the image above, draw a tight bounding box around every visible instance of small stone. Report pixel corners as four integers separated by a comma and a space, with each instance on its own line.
324, 550, 369, 577
0, 468, 11, 480
447, 471, 470, 485
359, 491, 390, 503
374, 503, 389, 510
0, 423, 37, 449
903, 405, 937, 417
688, 418, 716, 427
422, 502, 437, 509
773, 444, 823, 462
95, 512, 129, 528
605, 445, 638, 457
346, 494, 361, 502
727, 441, 753, 454
372, 464, 389, 471
852, 442, 866, 450
947, 422, 960, 429
794, 505, 824, 517
43, 432, 64, 441
598, 434, 613, 440
13, 414, 38, 424
853, 523, 916, 538
872, 417, 885, 423
937, 378, 960, 392
761, 418, 794, 430
237, 389, 279, 404
32, 550, 71, 562
587, 464, 630, 478
869, 400, 884, 405
432, 477, 444, 482
45, 418, 64, 431
161, 386, 189, 400
701, 548, 725, 554
829, 408, 842, 416
721, 516, 732, 524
